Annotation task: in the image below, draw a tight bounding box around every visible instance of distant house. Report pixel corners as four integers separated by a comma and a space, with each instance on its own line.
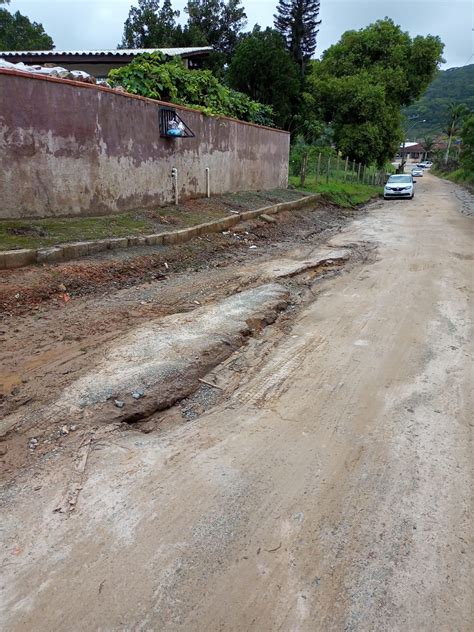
399, 142, 424, 159
0, 47, 212, 79
399, 137, 448, 160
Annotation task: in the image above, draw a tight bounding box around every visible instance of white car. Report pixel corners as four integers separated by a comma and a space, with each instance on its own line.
384, 174, 415, 200
412, 167, 424, 177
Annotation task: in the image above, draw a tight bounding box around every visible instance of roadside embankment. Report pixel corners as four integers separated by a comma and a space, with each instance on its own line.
288, 177, 383, 207
0, 191, 319, 270
0, 197, 373, 316
431, 168, 474, 196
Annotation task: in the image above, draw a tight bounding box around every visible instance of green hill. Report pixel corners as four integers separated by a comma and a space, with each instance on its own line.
403, 64, 474, 139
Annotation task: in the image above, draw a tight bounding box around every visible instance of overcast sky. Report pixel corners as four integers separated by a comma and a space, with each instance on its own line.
6, 0, 474, 68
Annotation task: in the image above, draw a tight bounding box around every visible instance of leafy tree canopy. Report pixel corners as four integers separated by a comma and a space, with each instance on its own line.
119, 0, 246, 74
0, 7, 54, 50
307, 19, 444, 165
108, 52, 274, 126
120, 0, 181, 48
227, 26, 300, 129
274, 0, 321, 74
185, 0, 246, 59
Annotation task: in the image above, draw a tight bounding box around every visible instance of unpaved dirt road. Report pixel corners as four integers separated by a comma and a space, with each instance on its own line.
1, 173, 472, 631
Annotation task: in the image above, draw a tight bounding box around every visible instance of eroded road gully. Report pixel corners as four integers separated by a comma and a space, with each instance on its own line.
1, 174, 473, 631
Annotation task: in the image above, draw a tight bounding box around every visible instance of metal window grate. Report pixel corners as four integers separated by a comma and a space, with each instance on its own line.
159, 106, 195, 138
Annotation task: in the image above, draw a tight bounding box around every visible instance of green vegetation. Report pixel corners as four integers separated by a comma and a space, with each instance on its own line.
460, 114, 474, 174
443, 102, 470, 164
288, 140, 385, 207
0, 5, 54, 50
184, 0, 247, 72
121, 0, 183, 48
274, 0, 321, 75
120, 0, 246, 74
117, 0, 322, 124
0, 190, 309, 251
227, 26, 300, 129
108, 52, 274, 125
306, 19, 444, 166
403, 65, 474, 138
0, 215, 153, 251
289, 140, 392, 187
432, 113, 474, 185
289, 177, 382, 207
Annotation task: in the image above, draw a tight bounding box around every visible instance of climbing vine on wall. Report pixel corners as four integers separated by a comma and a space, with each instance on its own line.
108, 52, 275, 127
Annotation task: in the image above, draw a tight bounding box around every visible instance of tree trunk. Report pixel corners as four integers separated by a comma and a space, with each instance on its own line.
445, 125, 454, 164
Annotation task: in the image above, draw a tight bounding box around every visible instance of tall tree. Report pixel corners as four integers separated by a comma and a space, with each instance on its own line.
227, 26, 300, 129
421, 135, 436, 160
307, 19, 444, 166
274, 0, 321, 73
444, 102, 469, 164
0, 8, 54, 50
120, 0, 181, 48
185, 0, 246, 60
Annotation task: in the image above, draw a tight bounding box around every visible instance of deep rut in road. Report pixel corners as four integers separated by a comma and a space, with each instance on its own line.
1, 240, 376, 482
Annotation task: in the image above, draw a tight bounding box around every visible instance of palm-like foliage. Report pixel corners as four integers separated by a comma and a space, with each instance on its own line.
421, 135, 435, 159
444, 102, 470, 163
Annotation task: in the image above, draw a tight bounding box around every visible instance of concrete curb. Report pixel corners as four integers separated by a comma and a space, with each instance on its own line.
0, 194, 321, 270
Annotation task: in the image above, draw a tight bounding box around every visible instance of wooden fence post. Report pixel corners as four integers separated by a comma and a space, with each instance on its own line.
300, 152, 308, 187
316, 152, 322, 185
357, 163, 362, 183
344, 157, 349, 182
326, 155, 331, 183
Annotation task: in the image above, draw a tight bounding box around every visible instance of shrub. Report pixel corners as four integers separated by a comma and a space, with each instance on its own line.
108, 52, 274, 127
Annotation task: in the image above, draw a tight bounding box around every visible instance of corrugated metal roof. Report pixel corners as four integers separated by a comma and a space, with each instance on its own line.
0, 47, 212, 57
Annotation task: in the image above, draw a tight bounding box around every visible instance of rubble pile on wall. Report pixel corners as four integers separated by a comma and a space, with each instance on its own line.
0, 58, 98, 84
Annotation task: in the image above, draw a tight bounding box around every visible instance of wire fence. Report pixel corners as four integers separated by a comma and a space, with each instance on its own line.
298, 152, 386, 189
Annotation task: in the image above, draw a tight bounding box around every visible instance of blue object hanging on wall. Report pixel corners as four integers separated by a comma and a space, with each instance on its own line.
159, 106, 195, 139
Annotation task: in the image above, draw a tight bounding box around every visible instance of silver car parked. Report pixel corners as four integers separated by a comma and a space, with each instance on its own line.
384, 174, 415, 200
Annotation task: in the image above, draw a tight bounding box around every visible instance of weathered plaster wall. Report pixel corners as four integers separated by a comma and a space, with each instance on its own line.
0, 70, 290, 219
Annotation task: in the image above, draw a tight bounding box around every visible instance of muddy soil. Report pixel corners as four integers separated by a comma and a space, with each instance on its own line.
0, 201, 369, 479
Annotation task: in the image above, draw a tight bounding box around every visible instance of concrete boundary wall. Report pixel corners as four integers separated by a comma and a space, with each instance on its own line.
0, 68, 290, 219
0, 194, 320, 269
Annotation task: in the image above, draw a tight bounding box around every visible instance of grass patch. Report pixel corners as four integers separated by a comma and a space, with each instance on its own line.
0, 189, 309, 252
0, 214, 154, 251
431, 167, 474, 187
289, 175, 382, 207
